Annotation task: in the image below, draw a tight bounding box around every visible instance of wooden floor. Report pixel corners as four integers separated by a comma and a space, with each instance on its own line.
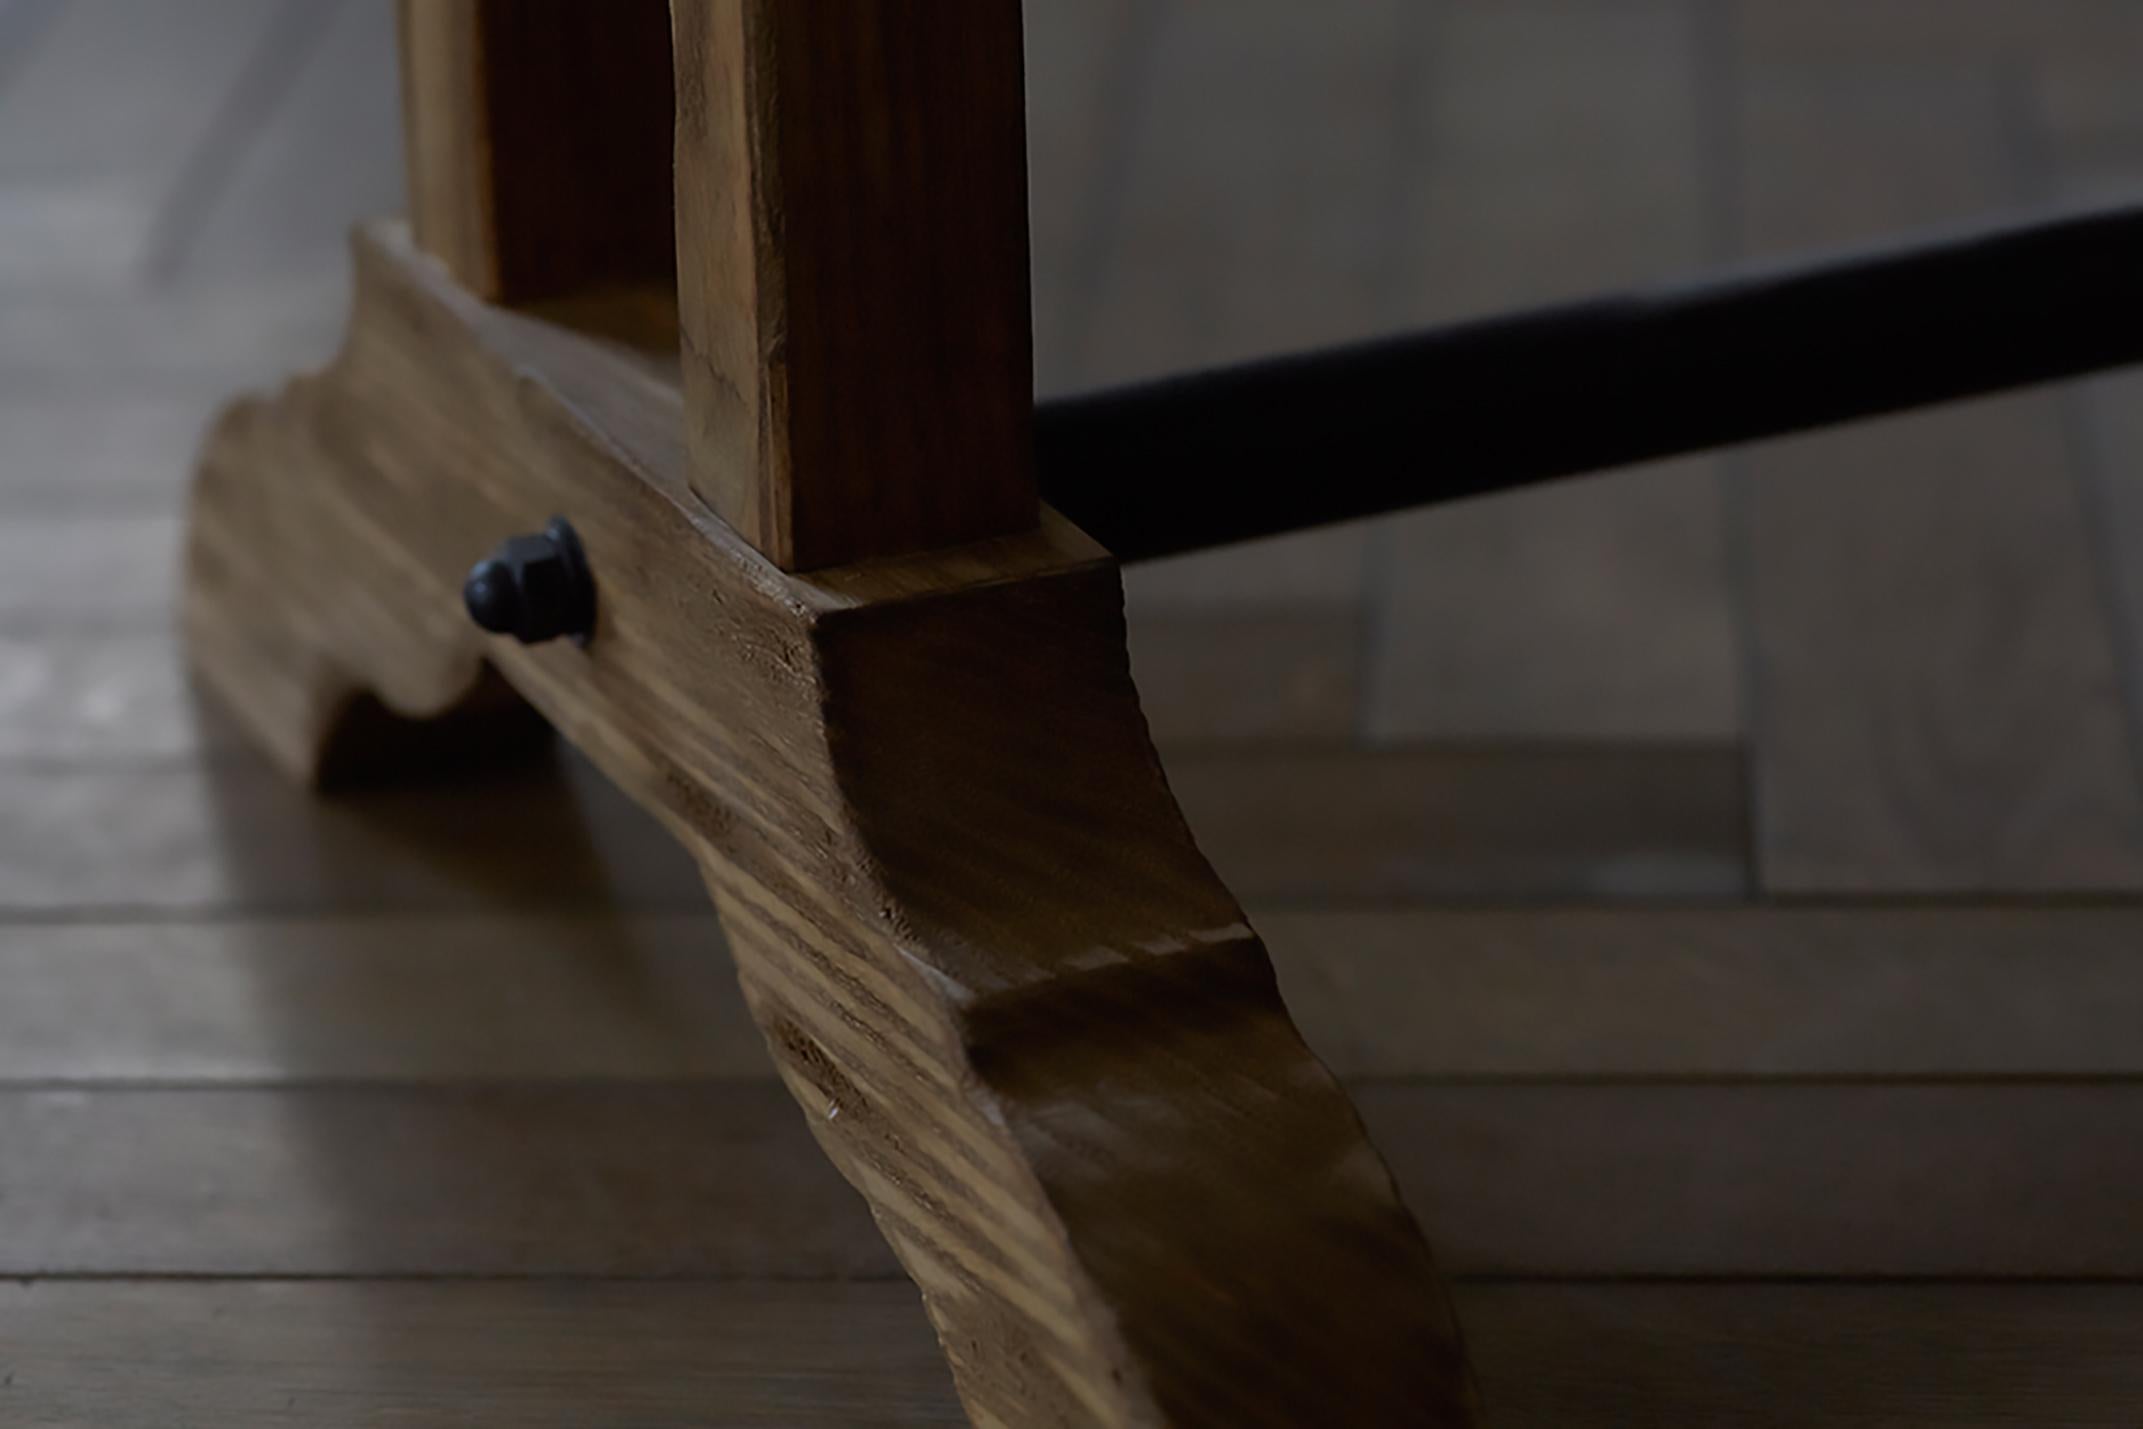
7, 0, 2143, 1422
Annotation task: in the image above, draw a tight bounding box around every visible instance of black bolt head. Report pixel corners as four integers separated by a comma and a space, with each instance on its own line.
463, 558, 522, 635
461, 518, 596, 646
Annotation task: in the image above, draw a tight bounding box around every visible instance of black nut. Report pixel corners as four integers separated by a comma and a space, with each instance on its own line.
463, 518, 596, 646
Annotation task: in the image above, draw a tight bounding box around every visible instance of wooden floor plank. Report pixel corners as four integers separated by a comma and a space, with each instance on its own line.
0, 516, 178, 629
1262, 905, 2143, 1079
1369, 0, 1741, 745
15, 1082, 2143, 1278
0, 1086, 883, 1278
2035, 35, 2143, 892
1128, 612, 1362, 743
0, 397, 217, 515
9, 1279, 2143, 1427
1166, 744, 1750, 902
1365, 1082, 2143, 1277
0, 915, 765, 1083
0, 633, 210, 758
1734, 0, 2143, 67
0, 0, 64, 98
0, 270, 348, 396
0, 1280, 961, 1427
14, 906, 2143, 1085
1077, 0, 1415, 382
1461, 1281, 2143, 1427
1022, 0, 1142, 395
1120, 527, 1374, 747
0, 0, 288, 288
0, 634, 1751, 903
159, 0, 398, 287
0, 757, 706, 915
1731, 57, 2143, 893
1073, 0, 1418, 739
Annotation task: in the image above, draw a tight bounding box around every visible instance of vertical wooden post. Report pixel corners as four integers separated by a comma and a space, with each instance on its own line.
397, 0, 675, 303
670, 0, 1039, 571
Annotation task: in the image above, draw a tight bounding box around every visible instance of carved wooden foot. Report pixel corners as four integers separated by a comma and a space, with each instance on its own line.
181, 227, 1472, 1426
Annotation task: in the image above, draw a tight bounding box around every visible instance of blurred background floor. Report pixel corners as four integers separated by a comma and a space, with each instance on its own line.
7, 0, 2143, 1422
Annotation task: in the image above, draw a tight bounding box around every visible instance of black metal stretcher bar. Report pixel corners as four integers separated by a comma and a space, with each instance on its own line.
1036, 200, 2143, 562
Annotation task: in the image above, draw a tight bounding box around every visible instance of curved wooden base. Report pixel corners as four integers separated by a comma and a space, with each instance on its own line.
182, 225, 1473, 1427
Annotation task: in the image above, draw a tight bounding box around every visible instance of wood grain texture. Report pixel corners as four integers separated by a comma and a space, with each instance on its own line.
181, 225, 1468, 1426
11, 1279, 2143, 1427
397, 0, 674, 302
669, 0, 1037, 571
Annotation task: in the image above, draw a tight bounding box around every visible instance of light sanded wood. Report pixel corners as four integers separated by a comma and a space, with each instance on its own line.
396, 0, 673, 302
669, 0, 1038, 569
21, 907, 2143, 1084
11, 1279, 2143, 1428
181, 224, 1468, 1425
21, 1081, 2143, 1280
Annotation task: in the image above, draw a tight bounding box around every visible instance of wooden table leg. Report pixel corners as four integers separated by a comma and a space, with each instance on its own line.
182, 4, 1475, 1423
